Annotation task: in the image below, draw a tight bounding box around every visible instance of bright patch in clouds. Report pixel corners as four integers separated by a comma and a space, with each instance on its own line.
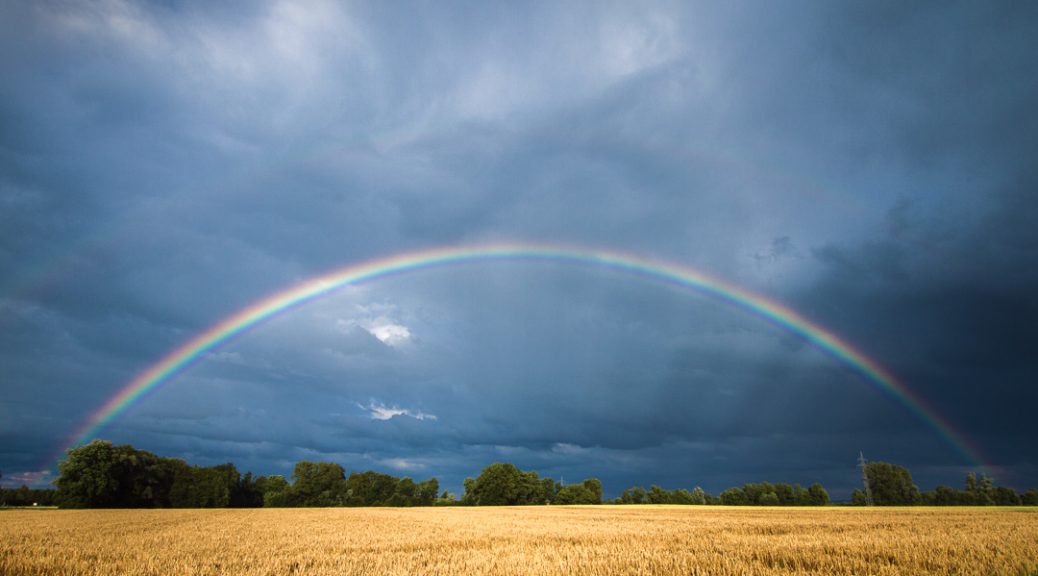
367, 322, 411, 346
379, 457, 427, 472
552, 442, 590, 455
358, 401, 437, 422
335, 303, 414, 347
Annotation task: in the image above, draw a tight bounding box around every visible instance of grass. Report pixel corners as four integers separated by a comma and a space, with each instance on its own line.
1, 505, 1036, 575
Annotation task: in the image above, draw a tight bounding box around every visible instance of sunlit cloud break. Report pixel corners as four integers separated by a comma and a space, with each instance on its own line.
358, 401, 437, 422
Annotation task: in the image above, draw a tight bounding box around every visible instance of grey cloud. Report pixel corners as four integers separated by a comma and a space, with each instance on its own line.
1, 1, 1036, 494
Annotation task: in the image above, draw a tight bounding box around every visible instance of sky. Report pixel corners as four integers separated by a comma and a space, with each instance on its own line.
2, 0, 1036, 499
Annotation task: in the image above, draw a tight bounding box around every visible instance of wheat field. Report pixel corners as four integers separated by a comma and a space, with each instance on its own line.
2, 506, 1036, 575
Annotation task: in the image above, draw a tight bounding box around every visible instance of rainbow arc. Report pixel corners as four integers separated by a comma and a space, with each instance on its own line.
58, 243, 988, 471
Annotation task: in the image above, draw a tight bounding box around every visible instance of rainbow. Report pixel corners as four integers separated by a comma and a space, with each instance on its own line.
59, 243, 988, 469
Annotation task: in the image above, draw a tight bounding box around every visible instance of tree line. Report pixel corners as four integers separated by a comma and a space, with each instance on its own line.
852, 461, 1038, 506
0, 485, 57, 507
50, 440, 441, 508
6, 440, 1034, 508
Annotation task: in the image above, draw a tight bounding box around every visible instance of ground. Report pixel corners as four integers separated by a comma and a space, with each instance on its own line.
2, 506, 1036, 575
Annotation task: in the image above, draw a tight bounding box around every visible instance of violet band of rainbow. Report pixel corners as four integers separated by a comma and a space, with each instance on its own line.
58, 243, 989, 471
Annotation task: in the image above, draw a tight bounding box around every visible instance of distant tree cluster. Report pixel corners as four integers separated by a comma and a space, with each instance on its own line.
55, 441, 266, 508
459, 462, 601, 505
922, 472, 1037, 506
265, 463, 439, 507
851, 462, 1038, 506
718, 482, 829, 506
53, 440, 437, 509
614, 485, 709, 505
0, 485, 57, 507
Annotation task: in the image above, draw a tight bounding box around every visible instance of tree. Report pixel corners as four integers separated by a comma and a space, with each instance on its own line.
720, 487, 747, 505
232, 472, 264, 508
773, 483, 795, 506
670, 489, 696, 505
462, 478, 477, 505
169, 463, 241, 508
992, 486, 1020, 506
345, 471, 399, 506
1022, 489, 1038, 506
759, 492, 780, 506
290, 461, 346, 507
850, 489, 868, 506
740, 483, 764, 504
257, 475, 290, 507
964, 472, 996, 505
553, 482, 600, 504
463, 463, 523, 506
928, 485, 968, 506
864, 462, 920, 505
389, 477, 417, 506
618, 486, 648, 504
540, 477, 559, 504
55, 440, 123, 508
792, 484, 808, 505
648, 485, 669, 504
416, 478, 440, 506
806, 483, 829, 506
691, 486, 707, 505
582, 479, 602, 503
515, 470, 552, 505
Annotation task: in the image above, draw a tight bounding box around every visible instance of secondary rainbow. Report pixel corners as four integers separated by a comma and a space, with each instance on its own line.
60, 243, 988, 469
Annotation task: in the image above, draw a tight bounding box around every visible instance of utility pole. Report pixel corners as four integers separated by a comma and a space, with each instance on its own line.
858, 451, 874, 506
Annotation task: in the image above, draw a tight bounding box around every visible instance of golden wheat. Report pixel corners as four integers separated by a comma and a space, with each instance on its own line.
1, 506, 1036, 575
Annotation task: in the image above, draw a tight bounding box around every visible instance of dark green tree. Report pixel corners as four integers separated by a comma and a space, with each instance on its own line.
719, 487, 747, 505
927, 485, 967, 506
540, 477, 560, 504
463, 463, 523, 506
461, 478, 477, 505
55, 440, 126, 508
169, 463, 241, 508
232, 472, 264, 507
290, 461, 346, 507
582, 479, 602, 503
259, 475, 291, 507
992, 486, 1020, 506
670, 489, 696, 505
516, 470, 549, 504
345, 471, 400, 506
618, 486, 648, 504
806, 483, 829, 506
648, 485, 669, 504
553, 481, 600, 504
759, 492, 780, 506
416, 478, 440, 506
864, 462, 921, 505
389, 477, 417, 506
773, 483, 795, 505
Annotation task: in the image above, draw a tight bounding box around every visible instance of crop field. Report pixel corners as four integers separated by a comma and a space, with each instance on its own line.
2, 506, 1036, 575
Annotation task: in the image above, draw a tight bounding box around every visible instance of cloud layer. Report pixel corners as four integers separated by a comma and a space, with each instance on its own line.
2, 0, 1036, 497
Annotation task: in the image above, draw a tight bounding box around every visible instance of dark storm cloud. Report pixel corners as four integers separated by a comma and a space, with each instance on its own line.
1, 1, 1036, 496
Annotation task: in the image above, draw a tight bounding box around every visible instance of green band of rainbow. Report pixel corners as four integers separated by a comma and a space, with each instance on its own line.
59, 243, 988, 469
